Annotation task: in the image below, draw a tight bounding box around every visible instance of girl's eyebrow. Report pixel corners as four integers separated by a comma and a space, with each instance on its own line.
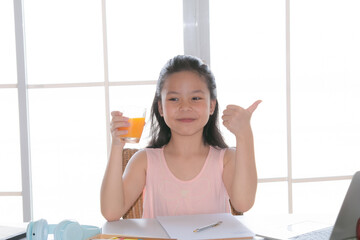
192, 90, 206, 94
166, 91, 179, 95
166, 90, 205, 95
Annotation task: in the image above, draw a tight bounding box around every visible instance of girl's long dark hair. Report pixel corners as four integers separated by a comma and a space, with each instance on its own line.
147, 55, 228, 149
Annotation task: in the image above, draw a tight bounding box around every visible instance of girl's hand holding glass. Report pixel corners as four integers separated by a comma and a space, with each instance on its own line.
110, 106, 146, 145
110, 111, 130, 146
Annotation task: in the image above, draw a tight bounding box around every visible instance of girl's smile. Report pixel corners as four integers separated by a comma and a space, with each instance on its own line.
177, 118, 196, 123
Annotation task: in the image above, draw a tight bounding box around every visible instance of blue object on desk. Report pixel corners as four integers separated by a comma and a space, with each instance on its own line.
26, 219, 101, 240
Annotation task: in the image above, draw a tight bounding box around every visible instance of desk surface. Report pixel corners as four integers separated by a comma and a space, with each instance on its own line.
102, 214, 335, 239
13, 214, 335, 240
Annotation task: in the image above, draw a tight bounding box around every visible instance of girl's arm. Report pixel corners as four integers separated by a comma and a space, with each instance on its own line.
222, 101, 261, 213
100, 111, 146, 221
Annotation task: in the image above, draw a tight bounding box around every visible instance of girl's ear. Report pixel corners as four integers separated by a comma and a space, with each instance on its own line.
210, 99, 216, 115
158, 100, 164, 116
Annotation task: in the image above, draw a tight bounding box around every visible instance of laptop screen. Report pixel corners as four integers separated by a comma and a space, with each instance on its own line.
330, 171, 360, 240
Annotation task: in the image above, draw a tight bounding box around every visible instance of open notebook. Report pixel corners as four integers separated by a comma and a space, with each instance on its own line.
156, 213, 254, 240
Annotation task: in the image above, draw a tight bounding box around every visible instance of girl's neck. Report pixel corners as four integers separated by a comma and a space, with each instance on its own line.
165, 134, 209, 156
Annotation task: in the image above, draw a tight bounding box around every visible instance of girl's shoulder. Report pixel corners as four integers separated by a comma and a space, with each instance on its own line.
125, 147, 165, 174
143, 147, 164, 162
144, 147, 163, 152
131, 147, 164, 164
133, 148, 147, 158
126, 148, 148, 171
211, 146, 234, 155
223, 146, 236, 153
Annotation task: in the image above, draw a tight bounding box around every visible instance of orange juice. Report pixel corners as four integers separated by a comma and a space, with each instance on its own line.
119, 117, 145, 143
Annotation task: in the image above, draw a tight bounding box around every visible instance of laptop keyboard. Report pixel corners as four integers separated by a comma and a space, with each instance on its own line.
291, 226, 333, 240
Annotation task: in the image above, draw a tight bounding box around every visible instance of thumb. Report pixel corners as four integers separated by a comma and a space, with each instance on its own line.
247, 100, 262, 114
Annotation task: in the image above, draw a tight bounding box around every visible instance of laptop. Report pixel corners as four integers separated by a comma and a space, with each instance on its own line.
256, 171, 360, 240
0, 225, 26, 240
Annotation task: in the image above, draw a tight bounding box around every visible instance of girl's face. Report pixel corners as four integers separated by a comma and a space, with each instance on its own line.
158, 71, 216, 137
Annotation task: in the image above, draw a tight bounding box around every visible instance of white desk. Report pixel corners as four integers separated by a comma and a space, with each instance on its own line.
14, 214, 335, 239
102, 214, 335, 239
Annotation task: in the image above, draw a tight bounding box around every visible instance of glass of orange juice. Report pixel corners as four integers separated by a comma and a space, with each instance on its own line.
118, 106, 146, 143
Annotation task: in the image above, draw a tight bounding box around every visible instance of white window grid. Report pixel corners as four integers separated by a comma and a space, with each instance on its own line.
1, 0, 353, 221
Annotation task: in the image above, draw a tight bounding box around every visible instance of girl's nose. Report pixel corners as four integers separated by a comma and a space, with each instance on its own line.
179, 101, 192, 111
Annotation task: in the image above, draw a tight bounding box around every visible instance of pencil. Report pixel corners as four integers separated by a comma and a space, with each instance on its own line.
193, 221, 223, 232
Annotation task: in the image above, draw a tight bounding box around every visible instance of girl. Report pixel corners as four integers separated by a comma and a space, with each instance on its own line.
101, 55, 261, 221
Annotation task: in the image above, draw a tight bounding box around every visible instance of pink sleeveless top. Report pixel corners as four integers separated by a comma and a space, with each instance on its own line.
142, 146, 231, 218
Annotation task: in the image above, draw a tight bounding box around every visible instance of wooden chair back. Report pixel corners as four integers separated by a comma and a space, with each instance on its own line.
122, 148, 143, 219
